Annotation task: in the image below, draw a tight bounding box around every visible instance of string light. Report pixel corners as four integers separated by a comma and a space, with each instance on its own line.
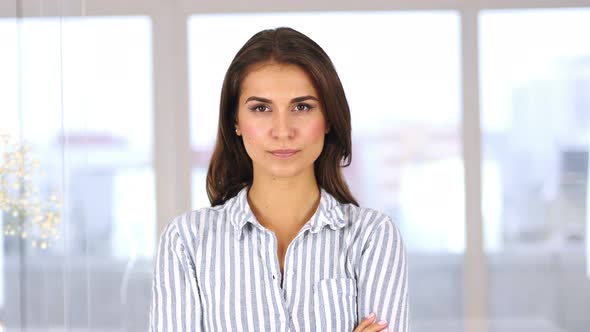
0, 130, 61, 249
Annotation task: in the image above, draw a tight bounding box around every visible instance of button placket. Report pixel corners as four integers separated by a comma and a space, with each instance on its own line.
283, 226, 310, 288
266, 231, 282, 285
261, 226, 312, 329
260, 229, 291, 327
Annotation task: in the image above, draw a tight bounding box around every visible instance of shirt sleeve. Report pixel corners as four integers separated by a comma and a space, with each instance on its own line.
356, 217, 410, 332
149, 221, 202, 331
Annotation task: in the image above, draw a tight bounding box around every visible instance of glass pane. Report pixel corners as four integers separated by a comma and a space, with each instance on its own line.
0, 16, 154, 330
189, 11, 463, 329
481, 9, 590, 332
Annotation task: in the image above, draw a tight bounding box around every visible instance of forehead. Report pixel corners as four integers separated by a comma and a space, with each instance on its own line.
240, 62, 318, 99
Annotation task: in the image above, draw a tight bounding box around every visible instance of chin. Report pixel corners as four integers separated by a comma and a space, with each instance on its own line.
261, 163, 313, 179
266, 167, 304, 179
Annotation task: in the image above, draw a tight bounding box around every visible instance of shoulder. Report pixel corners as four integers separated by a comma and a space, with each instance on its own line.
169, 203, 231, 234
342, 203, 400, 234
321, 188, 399, 237
339, 203, 405, 249
158, 199, 235, 254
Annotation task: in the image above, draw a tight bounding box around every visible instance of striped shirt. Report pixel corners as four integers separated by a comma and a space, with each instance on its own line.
149, 185, 409, 331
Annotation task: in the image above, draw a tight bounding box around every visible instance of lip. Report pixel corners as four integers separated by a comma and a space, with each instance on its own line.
270, 149, 299, 158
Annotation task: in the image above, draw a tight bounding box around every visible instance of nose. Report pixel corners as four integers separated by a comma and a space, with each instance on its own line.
270, 111, 295, 139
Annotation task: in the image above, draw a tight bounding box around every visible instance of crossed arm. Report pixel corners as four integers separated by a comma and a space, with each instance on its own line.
354, 218, 410, 332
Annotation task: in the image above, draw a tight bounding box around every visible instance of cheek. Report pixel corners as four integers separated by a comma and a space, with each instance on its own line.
240, 122, 265, 140
240, 122, 267, 155
304, 120, 327, 142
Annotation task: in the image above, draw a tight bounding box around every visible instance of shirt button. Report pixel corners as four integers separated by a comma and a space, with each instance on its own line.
272, 275, 276, 280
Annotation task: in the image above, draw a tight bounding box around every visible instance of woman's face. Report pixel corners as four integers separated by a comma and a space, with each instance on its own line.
236, 62, 328, 180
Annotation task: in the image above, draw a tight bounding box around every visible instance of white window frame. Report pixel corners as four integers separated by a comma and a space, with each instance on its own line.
3, 0, 590, 328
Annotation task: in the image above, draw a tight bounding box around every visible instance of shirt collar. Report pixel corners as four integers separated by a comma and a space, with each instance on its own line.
227, 185, 347, 240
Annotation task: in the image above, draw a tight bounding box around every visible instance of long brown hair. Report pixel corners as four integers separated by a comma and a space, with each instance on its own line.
206, 27, 358, 207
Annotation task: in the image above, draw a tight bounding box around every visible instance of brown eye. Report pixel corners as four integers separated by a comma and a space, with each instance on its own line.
294, 103, 313, 112
249, 104, 270, 112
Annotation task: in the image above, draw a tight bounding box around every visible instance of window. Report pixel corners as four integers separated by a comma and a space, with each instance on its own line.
480, 9, 590, 330
0, 16, 154, 327
3, 2, 588, 331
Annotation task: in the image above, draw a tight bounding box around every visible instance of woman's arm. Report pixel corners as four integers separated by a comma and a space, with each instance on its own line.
357, 217, 409, 332
149, 221, 202, 331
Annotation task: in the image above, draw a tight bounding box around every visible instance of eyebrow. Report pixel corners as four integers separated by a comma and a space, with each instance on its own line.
244, 95, 319, 104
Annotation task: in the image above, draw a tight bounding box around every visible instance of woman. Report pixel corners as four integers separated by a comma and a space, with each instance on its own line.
150, 27, 409, 332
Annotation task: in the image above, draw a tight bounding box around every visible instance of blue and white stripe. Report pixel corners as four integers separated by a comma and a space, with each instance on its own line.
150, 185, 409, 331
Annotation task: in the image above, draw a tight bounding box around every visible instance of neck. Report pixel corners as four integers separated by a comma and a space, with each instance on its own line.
247, 169, 321, 233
